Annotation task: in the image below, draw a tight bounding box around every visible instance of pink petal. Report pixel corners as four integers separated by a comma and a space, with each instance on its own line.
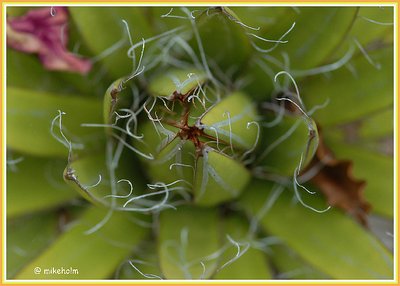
6, 23, 42, 53
7, 7, 92, 75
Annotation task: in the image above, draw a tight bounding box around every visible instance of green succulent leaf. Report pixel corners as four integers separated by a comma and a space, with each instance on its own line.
331, 7, 394, 61
64, 145, 146, 208
148, 69, 206, 98
358, 108, 393, 139
7, 49, 69, 93
214, 215, 272, 279
69, 7, 152, 79
7, 212, 59, 278
239, 55, 277, 101
147, 138, 195, 186
269, 244, 329, 279
7, 154, 77, 218
194, 149, 250, 206
201, 92, 259, 150
117, 240, 163, 279
145, 7, 208, 34
16, 207, 149, 279
351, 6, 394, 44
240, 180, 393, 279
258, 113, 318, 176
326, 107, 393, 144
63, 153, 108, 206
190, 7, 252, 76
7, 87, 104, 157
269, 7, 358, 71
158, 206, 220, 279
228, 7, 290, 32
103, 77, 134, 125
302, 46, 393, 127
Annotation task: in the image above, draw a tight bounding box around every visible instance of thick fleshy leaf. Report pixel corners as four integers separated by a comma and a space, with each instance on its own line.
239, 55, 277, 101
7, 49, 69, 93
116, 241, 163, 280
269, 244, 329, 279
302, 46, 393, 127
139, 121, 251, 206
64, 146, 146, 208
331, 6, 394, 61
147, 138, 195, 187
64, 153, 109, 205
103, 77, 133, 124
229, 7, 295, 99
269, 7, 358, 70
158, 206, 220, 279
7, 212, 59, 278
258, 113, 318, 177
324, 136, 393, 218
7, 87, 104, 157
146, 7, 203, 33
148, 69, 206, 98
213, 215, 272, 279
350, 6, 393, 44
190, 7, 252, 76
7, 154, 77, 218
16, 207, 149, 279
69, 7, 152, 79
325, 107, 393, 145
135, 118, 194, 187
358, 108, 393, 139
193, 149, 250, 206
60, 13, 111, 96
228, 7, 290, 32
229, 7, 293, 97
5, 7, 108, 96
240, 180, 393, 279
201, 92, 259, 150
7, 46, 105, 97
136, 114, 176, 157
145, 7, 187, 32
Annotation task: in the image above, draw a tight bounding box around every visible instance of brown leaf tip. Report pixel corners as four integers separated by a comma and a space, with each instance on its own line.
305, 131, 371, 226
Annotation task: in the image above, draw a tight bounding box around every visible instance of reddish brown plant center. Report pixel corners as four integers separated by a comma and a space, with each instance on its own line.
163, 89, 224, 157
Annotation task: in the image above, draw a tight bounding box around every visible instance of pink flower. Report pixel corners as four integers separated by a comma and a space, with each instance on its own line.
7, 7, 92, 75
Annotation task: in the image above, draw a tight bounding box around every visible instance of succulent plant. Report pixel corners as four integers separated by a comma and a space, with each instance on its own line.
6, 5, 394, 280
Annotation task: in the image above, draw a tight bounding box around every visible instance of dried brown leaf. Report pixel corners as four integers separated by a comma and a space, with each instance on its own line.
304, 130, 371, 225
